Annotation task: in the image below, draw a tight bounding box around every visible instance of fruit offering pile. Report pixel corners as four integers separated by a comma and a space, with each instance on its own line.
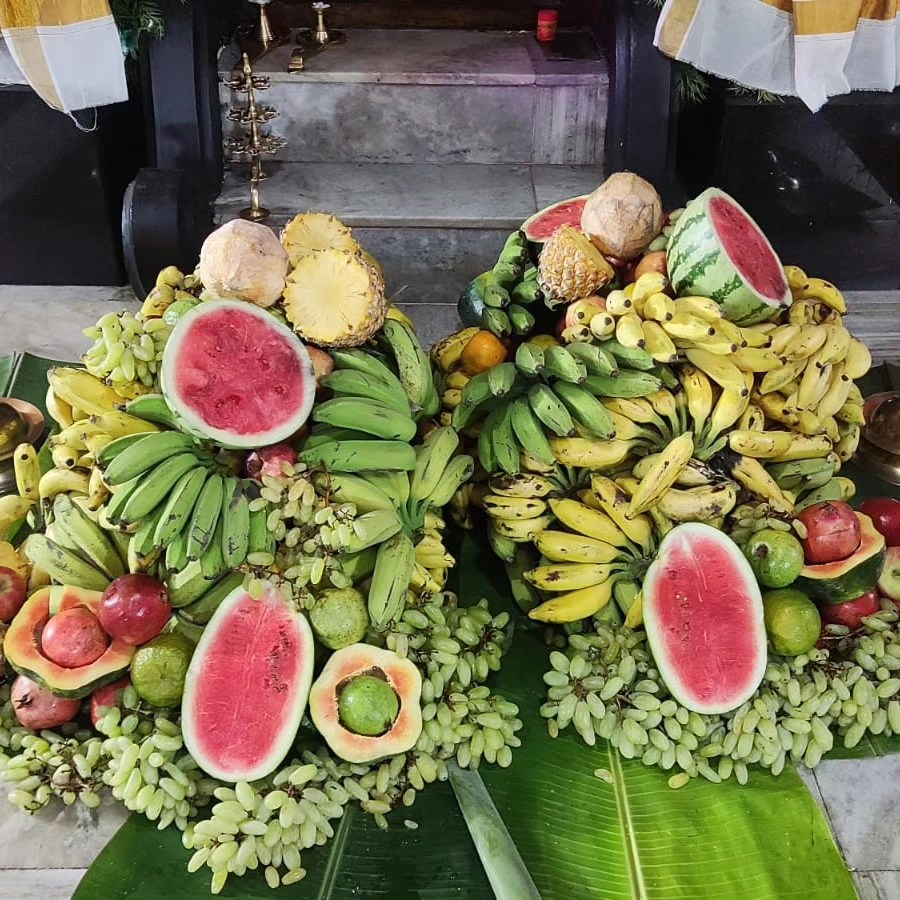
0, 213, 520, 893
436, 172, 900, 783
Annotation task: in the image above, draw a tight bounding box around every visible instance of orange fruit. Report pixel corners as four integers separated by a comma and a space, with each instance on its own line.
460, 331, 507, 375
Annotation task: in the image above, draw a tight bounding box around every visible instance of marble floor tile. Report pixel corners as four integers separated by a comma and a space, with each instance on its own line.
0, 868, 86, 900
813, 756, 900, 871
0, 795, 128, 869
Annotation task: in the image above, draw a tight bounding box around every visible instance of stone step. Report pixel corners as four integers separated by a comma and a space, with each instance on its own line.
219, 29, 607, 165
214, 161, 605, 301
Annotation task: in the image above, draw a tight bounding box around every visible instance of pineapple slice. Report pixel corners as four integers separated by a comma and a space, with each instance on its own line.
283, 250, 387, 347
281, 212, 359, 266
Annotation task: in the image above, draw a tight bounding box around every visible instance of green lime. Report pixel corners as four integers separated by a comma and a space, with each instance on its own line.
309, 588, 369, 650
762, 588, 821, 657
130, 632, 194, 707
162, 298, 201, 326
744, 528, 805, 589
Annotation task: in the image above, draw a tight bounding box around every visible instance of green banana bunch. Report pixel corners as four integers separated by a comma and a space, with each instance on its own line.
379, 318, 440, 419
368, 532, 416, 629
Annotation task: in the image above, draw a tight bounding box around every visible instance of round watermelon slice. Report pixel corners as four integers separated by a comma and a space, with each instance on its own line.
181, 582, 315, 783
160, 300, 315, 449
666, 188, 791, 326
642, 523, 767, 715
522, 196, 588, 243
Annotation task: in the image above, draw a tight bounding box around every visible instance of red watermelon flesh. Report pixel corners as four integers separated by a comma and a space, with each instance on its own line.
643, 523, 766, 715
522, 196, 588, 243
709, 197, 788, 301
181, 584, 314, 782
161, 300, 315, 449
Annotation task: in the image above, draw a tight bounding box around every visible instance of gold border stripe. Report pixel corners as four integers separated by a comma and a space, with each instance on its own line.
0, 0, 110, 29
793, 1, 864, 36
656, 0, 702, 57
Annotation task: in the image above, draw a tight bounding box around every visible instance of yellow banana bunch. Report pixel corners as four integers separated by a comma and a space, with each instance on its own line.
430, 327, 480, 374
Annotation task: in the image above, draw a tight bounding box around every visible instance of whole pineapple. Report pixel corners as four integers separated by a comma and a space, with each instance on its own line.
538, 225, 615, 304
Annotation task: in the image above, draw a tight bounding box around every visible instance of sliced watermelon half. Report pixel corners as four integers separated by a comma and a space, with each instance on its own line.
181, 582, 315, 783
643, 523, 767, 715
160, 300, 316, 449
522, 195, 588, 244
666, 187, 791, 325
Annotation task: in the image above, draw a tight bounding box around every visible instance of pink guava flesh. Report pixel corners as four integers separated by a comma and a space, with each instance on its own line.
175, 308, 308, 436
645, 527, 765, 713
525, 198, 586, 240
186, 592, 306, 774
709, 197, 788, 301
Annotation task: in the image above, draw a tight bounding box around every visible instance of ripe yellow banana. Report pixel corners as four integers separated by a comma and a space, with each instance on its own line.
816, 324, 852, 366
782, 323, 827, 360
754, 392, 802, 430
589, 475, 654, 553
656, 482, 739, 522
834, 476, 856, 501
87, 466, 111, 510
835, 400, 865, 426
835, 425, 860, 463
663, 312, 714, 342
801, 277, 846, 314
441, 389, 463, 409
784, 264, 809, 294
684, 348, 746, 393
528, 577, 617, 623
727, 429, 794, 458
641, 320, 678, 363
549, 499, 631, 548
739, 403, 766, 432
13, 443, 40, 501
739, 323, 776, 348
769, 323, 802, 355
678, 365, 714, 431
788, 298, 818, 326
38, 467, 91, 500
549, 437, 636, 470
533, 530, 622, 564
706, 388, 750, 441
615, 313, 646, 350
488, 472, 556, 499
590, 314, 616, 340
0, 494, 35, 533
431, 327, 480, 373
140, 285, 176, 319
759, 356, 806, 395
525, 562, 617, 592
482, 494, 549, 520
843, 338, 872, 380
490, 513, 554, 543
642, 292, 676, 322
445, 371, 470, 390
45, 386, 75, 428
632, 454, 713, 487
672, 296, 723, 323
624, 592, 644, 628
631, 272, 669, 304
627, 432, 694, 518
797, 360, 832, 410
728, 455, 794, 513
48, 367, 122, 418
89, 411, 161, 439
731, 347, 785, 373
816, 364, 853, 420
605, 290, 633, 317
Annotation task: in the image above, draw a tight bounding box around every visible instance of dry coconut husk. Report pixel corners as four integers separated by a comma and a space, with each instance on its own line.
199, 219, 289, 308
580, 172, 663, 260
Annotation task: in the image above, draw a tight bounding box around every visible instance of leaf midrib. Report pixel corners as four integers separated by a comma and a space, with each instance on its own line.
611, 749, 648, 900
314, 802, 354, 899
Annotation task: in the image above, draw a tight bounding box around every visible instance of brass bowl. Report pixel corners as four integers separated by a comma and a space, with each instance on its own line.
0, 398, 45, 496
857, 395, 900, 486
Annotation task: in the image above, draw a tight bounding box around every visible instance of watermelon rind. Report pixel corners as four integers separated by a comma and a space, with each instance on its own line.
160, 300, 316, 450
795, 512, 886, 604
181, 583, 315, 782
666, 188, 791, 326
522, 196, 588, 244
643, 523, 767, 715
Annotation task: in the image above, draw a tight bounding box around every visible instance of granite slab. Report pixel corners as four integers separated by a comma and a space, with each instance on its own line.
0, 868, 86, 900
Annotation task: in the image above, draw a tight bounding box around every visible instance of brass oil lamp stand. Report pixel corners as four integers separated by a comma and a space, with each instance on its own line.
223, 53, 287, 222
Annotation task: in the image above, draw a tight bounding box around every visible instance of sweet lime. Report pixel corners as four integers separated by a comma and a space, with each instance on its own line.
762, 588, 821, 657
744, 528, 805, 589
130, 632, 194, 707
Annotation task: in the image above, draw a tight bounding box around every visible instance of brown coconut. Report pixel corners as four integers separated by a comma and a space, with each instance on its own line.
198, 219, 289, 308
580, 172, 663, 261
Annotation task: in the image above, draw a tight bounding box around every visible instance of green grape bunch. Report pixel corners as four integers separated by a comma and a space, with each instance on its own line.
83, 310, 171, 394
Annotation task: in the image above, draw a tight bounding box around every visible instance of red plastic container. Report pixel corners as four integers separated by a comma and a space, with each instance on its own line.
537, 10, 558, 42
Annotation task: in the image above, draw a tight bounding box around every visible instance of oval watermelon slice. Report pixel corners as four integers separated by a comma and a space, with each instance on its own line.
522, 196, 588, 243
666, 188, 791, 326
642, 523, 766, 715
160, 300, 315, 449
181, 582, 315, 782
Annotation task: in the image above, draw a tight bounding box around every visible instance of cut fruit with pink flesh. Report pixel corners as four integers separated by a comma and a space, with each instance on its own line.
161, 300, 315, 449
522, 196, 587, 243
181, 583, 315, 783
643, 523, 767, 715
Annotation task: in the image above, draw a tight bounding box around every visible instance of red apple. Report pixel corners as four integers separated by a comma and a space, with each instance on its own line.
0, 566, 27, 623
11, 675, 81, 730
798, 501, 861, 564
860, 498, 900, 547
819, 590, 882, 630
40, 607, 108, 668
90, 677, 131, 729
878, 546, 900, 602
97, 574, 171, 646
244, 444, 298, 481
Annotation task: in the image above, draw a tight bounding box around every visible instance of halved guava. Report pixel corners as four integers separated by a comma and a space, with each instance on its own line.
309, 644, 422, 764
642, 523, 767, 715
160, 300, 315, 449
181, 582, 315, 782
3, 585, 133, 699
